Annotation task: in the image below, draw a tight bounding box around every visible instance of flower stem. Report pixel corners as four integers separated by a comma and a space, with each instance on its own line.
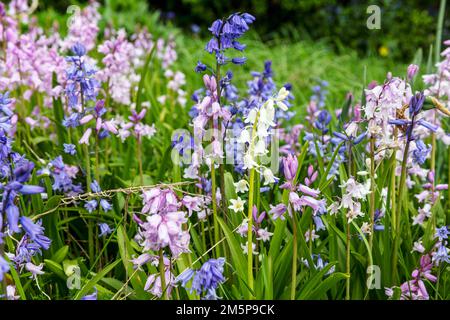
0, 243, 6, 299
137, 138, 143, 185
368, 136, 376, 251
291, 213, 298, 300
211, 161, 220, 258
83, 143, 94, 264
448, 146, 450, 216
215, 45, 227, 218
345, 142, 353, 300
159, 249, 167, 300
94, 134, 100, 183
247, 166, 255, 299
392, 139, 411, 284
346, 221, 351, 300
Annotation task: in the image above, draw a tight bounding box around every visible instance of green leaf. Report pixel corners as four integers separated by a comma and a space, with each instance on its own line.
297, 263, 336, 299
217, 217, 249, 295
304, 272, 348, 299
116, 225, 149, 299
44, 259, 67, 280
51, 245, 69, 264
74, 259, 121, 300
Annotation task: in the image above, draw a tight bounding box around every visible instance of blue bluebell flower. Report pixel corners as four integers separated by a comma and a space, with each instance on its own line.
81, 287, 98, 300
98, 223, 113, 237
311, 80, 328, 108
231, 57, 247, 65
204, 13, 255, 65
19, 217, 51, 250
0, 255, 9, 282
100, 199, 112, 212
47, 156, 81, 194
65, 43, 99, 109
374, 209, 385, 231
176, 268, 195, 287
178, 257, 226, 300
195, 61, 207, 73
62, 113, 80, 128
412, 140, 431, 165
435, 226, 449, 241
388, 92, 437, 141
314, 110, 332, 134
0, 92, 13, 117
63, 143, 77, 155
85, 200, 98, 213
191, 24, 201, 34
433, 244, 450, 265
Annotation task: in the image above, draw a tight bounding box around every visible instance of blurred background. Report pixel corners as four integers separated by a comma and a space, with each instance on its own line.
39, 0, 449, 61
34, 0, 448, 106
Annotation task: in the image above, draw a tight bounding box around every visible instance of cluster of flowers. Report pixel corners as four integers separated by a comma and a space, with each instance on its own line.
0, 92, 50, 292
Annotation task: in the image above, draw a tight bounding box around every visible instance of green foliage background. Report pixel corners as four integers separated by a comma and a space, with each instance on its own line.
38, 0, 449, 61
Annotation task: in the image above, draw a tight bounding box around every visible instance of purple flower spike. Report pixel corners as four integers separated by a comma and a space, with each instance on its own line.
282, 154, 298, 182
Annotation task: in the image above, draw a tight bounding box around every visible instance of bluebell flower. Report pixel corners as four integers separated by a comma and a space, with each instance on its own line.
241, 13, 256, 24
204, 13, 255, 65
1, 161, 44, 234
388, 92, 437, 141
85, 200, 98, 213
208, 20, 223, 37
302, 254, 335, 275
409, 92, 425, 117
332, 130, 366, 145
62, 113, 80, 128
231, 57, 247, 65
13, 240, 43, 265
412, 140, 431, 165
90, 180, 101, 193
0, 92, 13, 117
315, 110, 332, 134
172, 132, 194, 157
5, 204, 19, 233
311, 80, 328, 108
81, 287, 98, 300
191, 24, 201, 34
303, 132, 326, 157
435, 226, 449, 241
205, 38, 219, 54
195, 61, 207, 73
178, 258, 226, 299
433, 244, 450, 265
19, 217, 51, 250
374, 209, 385, 231
176, 268, 195, 287
71, 42, 87, 57
313, 215, 326, 231
98, 223, 113, 237
0, 255, 10, 282
48, 156, 81, 194
65, 43, 99, 109
232, 41, 246, 51
63, 143, 77, 155
100, 199, 112, 212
